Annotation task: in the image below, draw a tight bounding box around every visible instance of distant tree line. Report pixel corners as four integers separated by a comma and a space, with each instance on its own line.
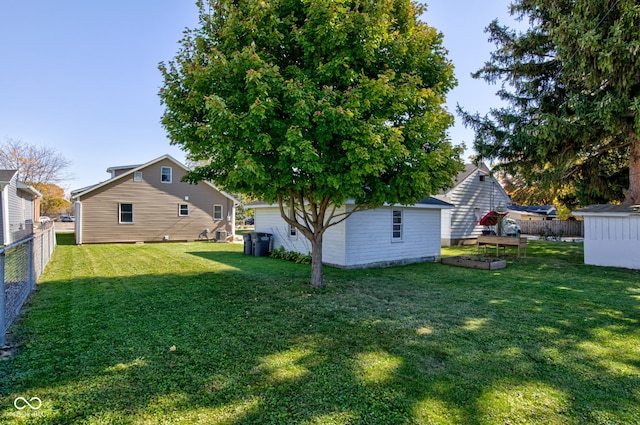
0, 137, 72, 216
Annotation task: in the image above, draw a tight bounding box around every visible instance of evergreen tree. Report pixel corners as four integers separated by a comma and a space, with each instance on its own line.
461, 0, 640, 206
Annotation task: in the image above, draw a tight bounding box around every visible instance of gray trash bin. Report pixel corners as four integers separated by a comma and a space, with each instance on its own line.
243, 233, 253, 255
252, 232, 273, 256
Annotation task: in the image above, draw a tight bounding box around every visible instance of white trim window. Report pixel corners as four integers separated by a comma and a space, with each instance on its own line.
392, 209, 403, 242
213, 204, 223, 220
119, 203, 134, 224
179, 204, 190, 216
134, 171, 143, 182
161, 166, 172, 183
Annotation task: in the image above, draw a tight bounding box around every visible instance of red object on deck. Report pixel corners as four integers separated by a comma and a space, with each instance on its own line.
478, 210, 507, 226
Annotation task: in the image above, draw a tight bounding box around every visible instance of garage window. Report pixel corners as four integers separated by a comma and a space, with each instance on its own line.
392, 209, 403, 242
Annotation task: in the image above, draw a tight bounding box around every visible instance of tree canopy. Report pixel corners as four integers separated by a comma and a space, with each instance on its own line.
0, 138, 71, 186
34, 183, 72, 216
160, 0, 462, 287
461, 0, 640, 207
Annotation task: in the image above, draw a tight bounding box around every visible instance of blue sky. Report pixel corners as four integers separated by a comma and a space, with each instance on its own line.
0, 1, 521, 192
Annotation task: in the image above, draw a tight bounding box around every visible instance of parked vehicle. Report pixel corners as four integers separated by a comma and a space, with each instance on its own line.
502, 217, 521, 237
244, 217, 255, 225
39, 216, 51, 224
59, 215, 75, 222
479, 211, 520, 237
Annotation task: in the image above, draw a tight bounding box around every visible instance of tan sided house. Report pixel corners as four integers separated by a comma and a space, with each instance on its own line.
71, 155, 237, 244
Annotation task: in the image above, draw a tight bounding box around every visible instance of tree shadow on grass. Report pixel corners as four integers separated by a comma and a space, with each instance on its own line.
0, 242, 639, 424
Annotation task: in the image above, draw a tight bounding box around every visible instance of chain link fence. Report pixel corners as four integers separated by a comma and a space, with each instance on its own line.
1, 223, 56, 346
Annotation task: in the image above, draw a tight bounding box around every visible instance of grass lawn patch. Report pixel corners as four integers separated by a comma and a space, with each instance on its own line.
1, 240, 639, 424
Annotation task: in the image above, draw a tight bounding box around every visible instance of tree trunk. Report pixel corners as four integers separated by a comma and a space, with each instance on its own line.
624, 133, 640, 205
310, 236, 324, 288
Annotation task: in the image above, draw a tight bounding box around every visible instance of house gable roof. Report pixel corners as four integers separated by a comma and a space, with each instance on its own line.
71, 154, 239, 204
453, 163, 490, 187
0, 170, 18, 185
439, 162, 511, 202
0, 170, 41, 196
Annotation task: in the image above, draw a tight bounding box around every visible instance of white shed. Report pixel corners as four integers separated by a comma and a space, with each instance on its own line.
250, 197, 453, 269
572, 204, 640, 270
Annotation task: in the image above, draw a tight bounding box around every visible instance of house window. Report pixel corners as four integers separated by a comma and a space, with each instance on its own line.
392, 209, 403, 242
213, 204, 223, 220
134, 172, 143, 182
179, 204, 190, 216
119, 203, 134, 224
161, 167, 172, 183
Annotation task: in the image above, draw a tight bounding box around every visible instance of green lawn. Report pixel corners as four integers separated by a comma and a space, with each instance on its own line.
1, 238, 639, 424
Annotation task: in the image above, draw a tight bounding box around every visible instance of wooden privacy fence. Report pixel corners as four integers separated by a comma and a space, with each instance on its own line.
516, 220, 584, 238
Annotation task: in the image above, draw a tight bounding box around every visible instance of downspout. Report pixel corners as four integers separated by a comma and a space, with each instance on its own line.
1, 184, 9, 245
74, 200, 82, 245
231, 202, 236, 240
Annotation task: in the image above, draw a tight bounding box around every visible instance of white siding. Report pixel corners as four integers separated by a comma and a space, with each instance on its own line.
254, 207, 346, 266
344, 207, 441, 267
255, 205, 442, 269
583, 216, 640, 269
0, 186, 8, 245
440, 208, 452, 246
0, 176, 37, 244
437, 172, 511, 244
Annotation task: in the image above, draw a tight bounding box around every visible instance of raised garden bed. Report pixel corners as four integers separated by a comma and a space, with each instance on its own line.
441, 256, 507, 270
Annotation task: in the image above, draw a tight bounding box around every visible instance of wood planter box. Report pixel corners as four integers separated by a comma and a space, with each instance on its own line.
441, 256, 507, 270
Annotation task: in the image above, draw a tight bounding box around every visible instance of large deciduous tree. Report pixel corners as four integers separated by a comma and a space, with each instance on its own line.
461, 0, 640, 207
0, 138, 71, 186
160, 0, 462, 287
33, 183, 72, 216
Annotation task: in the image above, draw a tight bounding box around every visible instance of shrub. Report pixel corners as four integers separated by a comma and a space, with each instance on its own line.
269, 246, 311, 264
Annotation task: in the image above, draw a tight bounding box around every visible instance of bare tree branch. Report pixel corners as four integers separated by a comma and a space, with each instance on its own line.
0, 138, 71, 185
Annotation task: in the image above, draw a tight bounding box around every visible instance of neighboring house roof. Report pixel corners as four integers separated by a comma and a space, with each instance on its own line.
0, 169, 18, 184
573, 204, 640, 217
106, 164, 142, 173
507, 205, 557, 218
71, 154, 239, 204
452, 163, 491, 188
0, 170, 41, 197
17, 181, 42, 197
247, 196, 454, 210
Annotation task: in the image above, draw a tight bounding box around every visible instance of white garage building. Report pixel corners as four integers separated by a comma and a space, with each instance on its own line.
250, 197, 453, 269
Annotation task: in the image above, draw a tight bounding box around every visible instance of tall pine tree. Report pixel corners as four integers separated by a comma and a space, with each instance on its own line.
461, 0, 640, 206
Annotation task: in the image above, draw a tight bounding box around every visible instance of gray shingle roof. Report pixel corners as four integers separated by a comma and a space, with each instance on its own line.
573, 204, 640, 215
0, 169, 18, 183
